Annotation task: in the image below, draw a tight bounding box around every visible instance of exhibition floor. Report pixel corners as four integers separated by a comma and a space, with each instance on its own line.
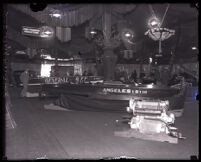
5, 87, 199, 160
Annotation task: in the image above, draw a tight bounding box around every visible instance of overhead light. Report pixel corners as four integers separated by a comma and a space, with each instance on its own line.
149, 57, 153, 63
125, 32, 132, 37
148, 17, 160, 28
16, 50, 26, 54
50, 13, 62, 18
155, 54, 162, 57
192, 46, 197, 50
53, 13, 61, 18
151, 20, 158, 26
90, 29, 97, 35
122, 28, 134, 40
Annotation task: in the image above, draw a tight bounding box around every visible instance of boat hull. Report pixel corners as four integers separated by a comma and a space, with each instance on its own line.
41, 83, 186, 113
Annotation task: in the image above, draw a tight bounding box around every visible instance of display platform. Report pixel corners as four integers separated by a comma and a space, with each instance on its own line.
114, 129, 178, 144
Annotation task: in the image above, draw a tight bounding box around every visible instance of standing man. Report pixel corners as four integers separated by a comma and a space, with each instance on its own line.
20, 69, 29, 97
160, 67, 169, 86
130, 69, 137, 82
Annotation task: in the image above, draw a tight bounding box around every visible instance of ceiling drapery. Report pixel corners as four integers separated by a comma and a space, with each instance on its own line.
9, 3, 137, 44
11, 4, 136, 28
88, 4, 136, 29
7, 4, 198, 62
10, 4, 94, 27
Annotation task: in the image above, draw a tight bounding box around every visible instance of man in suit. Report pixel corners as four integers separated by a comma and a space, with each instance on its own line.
20, 69, 29, 97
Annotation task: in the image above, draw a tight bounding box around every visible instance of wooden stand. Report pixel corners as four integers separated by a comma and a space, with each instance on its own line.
114, 128, 178, 144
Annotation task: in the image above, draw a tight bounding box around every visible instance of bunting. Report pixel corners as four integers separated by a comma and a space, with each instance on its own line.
56, 26, 71, 42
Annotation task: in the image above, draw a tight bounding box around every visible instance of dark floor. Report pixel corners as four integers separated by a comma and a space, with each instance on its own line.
5, 87, 199, 160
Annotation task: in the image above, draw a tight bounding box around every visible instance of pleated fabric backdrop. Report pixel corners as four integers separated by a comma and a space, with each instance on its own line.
56, 26, 71, 42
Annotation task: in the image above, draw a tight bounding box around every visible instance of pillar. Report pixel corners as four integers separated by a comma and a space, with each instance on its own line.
102, 10, 117, 81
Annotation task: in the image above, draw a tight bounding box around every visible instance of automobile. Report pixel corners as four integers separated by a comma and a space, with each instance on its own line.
179, 72, 198, 87
168, 72, 198, 87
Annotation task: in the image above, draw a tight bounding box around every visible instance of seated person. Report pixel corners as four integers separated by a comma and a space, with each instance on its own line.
114, 68, 121, 81
149, 72, 157, 84
82, 70, 88, 76
139, 72, 145, 79
119, 76, 126, 83
69, 71, 74, 76
168, 74, 179, 86
87, 70, 93, 76
137, 72, 145, 83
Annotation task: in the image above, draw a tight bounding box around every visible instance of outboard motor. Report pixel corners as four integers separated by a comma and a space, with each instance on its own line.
126, 98, 184, 139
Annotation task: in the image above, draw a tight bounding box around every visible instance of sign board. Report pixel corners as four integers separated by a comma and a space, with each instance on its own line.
22, 26, 54, 38
102, 88, 148, 95
56, 27, 71, 42
45, 77, 69, 84
22, 26, 41, 37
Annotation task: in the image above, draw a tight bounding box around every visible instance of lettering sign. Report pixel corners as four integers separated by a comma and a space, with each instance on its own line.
22, 26, 41, 37
45, 77, 69, 84
22, 26, 54, 38
45, 76, 104, 84
102, 88, 148, 95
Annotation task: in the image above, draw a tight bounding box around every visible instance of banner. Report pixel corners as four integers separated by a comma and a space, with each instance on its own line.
56, 27, 71, 42
22, 26, 40, 37
22, 26, 54, 38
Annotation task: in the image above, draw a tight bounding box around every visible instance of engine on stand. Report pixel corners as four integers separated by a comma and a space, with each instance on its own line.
121, 98, 185, 143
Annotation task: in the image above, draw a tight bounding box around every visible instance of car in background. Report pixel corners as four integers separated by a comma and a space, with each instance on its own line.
179, 72, 198, 87
168, 72, 198, 87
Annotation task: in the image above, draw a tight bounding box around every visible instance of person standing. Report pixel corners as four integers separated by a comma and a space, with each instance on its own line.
160, 67, 169, 86
130, 69, 137, 82
20, 69, 29, 97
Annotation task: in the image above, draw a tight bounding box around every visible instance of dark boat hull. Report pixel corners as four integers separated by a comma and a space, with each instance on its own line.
41, 83, 180, 98
41, 83, 186, 112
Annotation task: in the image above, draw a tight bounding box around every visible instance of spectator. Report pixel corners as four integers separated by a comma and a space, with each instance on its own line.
119, 70, 128, 83
20, 69, 29, 97
149, 72, 156, 84
154, 68, 161, 82
160, 68, 169, 86
66, 71, 70, 77
139, 72, 145, 79
87, 70, 93, 76
114, 68, 121, 81
130, 70, 137, 82
8, 68, 16, 87
82, 70, 88, 76
50, 69, 55, 77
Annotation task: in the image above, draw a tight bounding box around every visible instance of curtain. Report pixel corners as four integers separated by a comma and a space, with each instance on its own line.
56, 27, 71, 42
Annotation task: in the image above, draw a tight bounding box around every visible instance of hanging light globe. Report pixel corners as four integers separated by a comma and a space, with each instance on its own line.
148, 17, 161, 28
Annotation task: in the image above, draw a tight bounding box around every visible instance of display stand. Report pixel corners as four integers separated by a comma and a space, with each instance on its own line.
114, 128, 178, 144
